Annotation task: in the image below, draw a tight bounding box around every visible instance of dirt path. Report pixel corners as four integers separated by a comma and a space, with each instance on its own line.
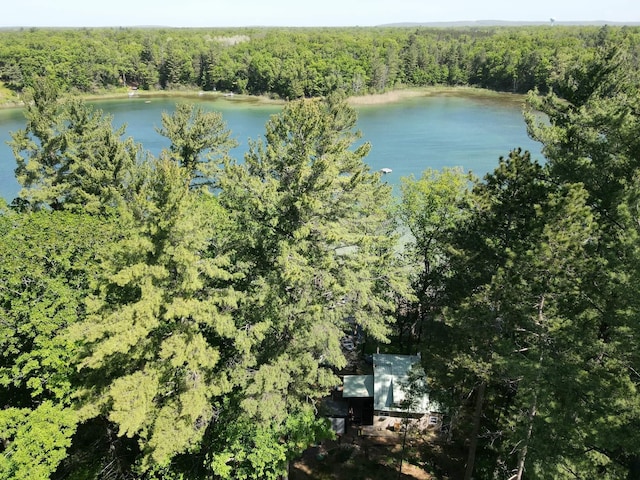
290, 427, 465, 480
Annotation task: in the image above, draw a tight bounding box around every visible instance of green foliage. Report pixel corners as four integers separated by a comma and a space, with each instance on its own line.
156, 103, 238, 188
524, 32, 640, 476
69, 158, 244, 471
416, 34, 640, 477
525, 31, 640, 216
421, 150, 623, 478
209, 418, 288, 480
6, 32, 640, 477
216, 95, 410, 466
0, 402, 77, 480
208, 405, 332, 480
2, 26, 639, 98
0, 209, 115, 401
8, 78, 139, 212
398, 167, 472, 346
400, 167, 472, 257
2, 86, 409, 479
0, 207, 118, 479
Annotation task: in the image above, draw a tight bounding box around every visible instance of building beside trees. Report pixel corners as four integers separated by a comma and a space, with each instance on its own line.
342, 354, 440, 427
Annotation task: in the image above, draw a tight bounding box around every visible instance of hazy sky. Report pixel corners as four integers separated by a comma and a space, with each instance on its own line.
2, 0, 639, 27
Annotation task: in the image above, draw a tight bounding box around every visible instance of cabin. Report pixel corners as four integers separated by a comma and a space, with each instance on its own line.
340, 354, 441, 432
320, 397, 349, 435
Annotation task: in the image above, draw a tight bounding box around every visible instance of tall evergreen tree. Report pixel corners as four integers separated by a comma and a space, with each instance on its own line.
526, 31, 640, 478
525, 33, 640, 218
213, 95, 411, 477
444, 150, 552, 479
156, 103, 238, 188
9, 79, 139, 213
67, 158, 244, 474
428, 144, 636, 478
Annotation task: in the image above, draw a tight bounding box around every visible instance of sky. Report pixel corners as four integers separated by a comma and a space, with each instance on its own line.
2, 0, 639, 28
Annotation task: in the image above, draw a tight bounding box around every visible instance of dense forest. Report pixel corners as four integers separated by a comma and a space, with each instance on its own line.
1, 24, 640, 100
2, 24, 640, 480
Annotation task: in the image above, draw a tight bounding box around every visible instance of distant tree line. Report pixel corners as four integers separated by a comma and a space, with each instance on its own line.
1, 25, 639, 98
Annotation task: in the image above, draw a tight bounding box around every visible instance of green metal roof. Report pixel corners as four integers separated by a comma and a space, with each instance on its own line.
372, 354, 433, 414
341, 355, 438, 414
342, 375, 374, 398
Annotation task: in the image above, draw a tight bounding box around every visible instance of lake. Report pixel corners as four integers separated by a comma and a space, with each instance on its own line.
0, 92, 543, 202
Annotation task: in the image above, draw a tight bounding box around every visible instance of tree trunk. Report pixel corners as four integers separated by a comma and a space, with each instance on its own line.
515, 295, 545, 480
464, 380, 486, 480
397, 413, 410, 479
515, 394, 538, 480
447, 407, 459, 444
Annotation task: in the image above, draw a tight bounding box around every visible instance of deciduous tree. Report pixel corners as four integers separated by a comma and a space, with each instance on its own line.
398, 167, 472, 348
0, 205, 117, 479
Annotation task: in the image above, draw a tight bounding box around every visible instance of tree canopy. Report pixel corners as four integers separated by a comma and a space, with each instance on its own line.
3, 25, 640, 480
1, 89, 410, 479
2, 25, 640, 102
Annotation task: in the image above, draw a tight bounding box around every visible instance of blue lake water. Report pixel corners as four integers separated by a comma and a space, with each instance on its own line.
0, 92, 542, 202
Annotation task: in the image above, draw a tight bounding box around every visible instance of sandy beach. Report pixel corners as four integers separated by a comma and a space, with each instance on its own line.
347, 86, 527, 106
347, 89, 430, 105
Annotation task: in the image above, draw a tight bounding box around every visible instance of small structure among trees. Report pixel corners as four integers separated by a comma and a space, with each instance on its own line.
342, 354, 441, 431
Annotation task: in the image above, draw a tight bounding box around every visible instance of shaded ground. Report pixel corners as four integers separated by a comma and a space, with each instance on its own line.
290, 425, 466, 480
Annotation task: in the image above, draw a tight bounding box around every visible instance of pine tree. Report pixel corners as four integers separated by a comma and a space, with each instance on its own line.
156, 102, 238, 188
526, 31, 640, 477
9, 79, 139, 213
68, 158, 244, 472
428, 151, 597, 478
214, 95, 411, 475
430, 147, 634, 478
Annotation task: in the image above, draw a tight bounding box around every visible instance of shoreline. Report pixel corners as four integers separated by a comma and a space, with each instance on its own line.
347, 86, 528, 106
0, 89, 284, 110
0, 86, 529, 111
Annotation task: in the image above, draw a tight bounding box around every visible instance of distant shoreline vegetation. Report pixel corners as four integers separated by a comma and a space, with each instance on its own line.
1, 24, 638, 106
0, 85, 529, 111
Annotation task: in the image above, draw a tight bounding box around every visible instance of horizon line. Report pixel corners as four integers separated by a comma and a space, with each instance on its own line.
1, 19, 639, 29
